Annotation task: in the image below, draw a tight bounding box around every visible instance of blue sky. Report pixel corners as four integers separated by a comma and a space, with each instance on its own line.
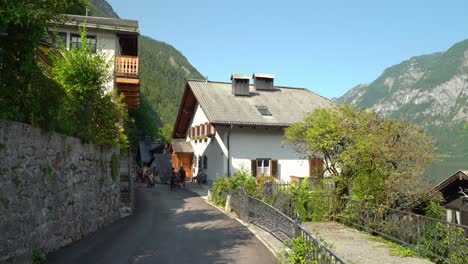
108, 0, 468, 99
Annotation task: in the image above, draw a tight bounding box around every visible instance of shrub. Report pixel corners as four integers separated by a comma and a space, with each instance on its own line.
48, 26, 128, 147
286, 179, 332, 222
210, 169, 257, 206
279, 236, 315, 264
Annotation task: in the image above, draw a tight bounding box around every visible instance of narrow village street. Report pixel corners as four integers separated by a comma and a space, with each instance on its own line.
46, 184, 277, 264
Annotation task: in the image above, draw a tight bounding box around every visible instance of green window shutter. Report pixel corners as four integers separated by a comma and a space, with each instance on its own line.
251, 160, 257, 177
271, 160, 278, 177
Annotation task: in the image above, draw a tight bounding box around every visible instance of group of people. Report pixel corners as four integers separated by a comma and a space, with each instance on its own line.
136, 168, 155, 187
170, 167, 186, 191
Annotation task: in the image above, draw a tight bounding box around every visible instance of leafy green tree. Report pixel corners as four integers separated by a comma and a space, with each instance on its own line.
49, 27, 127, 147
284, 105, 435, 207
0, 0, 88, 123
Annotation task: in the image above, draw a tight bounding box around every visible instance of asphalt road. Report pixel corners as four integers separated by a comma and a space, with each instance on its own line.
46, 184, 278, 264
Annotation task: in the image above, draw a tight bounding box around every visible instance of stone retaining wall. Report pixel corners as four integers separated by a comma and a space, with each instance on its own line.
0, 121, 120, 263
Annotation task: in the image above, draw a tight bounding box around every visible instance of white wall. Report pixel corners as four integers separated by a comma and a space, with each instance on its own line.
229, 127, 308, 182
186, 105, 312, 183
186, 104, 226, 183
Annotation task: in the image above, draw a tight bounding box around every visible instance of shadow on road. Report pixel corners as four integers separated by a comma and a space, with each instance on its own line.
46, 184, 276, 264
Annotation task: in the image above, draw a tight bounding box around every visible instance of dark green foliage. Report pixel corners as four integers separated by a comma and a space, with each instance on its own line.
138, 36, 204, 140
126, 97, 161, 154
110, 153, 119, 181
48, 27, 128, 147
211, 170, 256, 206
286, 180, 332, 222
280, 236, 315, 264
87, 0, 119, 18
0, 0, 126, 147
0, 196, 9, 208
0, 0, 87, 124
32, 248, 46, 264
285, 105, 435, 208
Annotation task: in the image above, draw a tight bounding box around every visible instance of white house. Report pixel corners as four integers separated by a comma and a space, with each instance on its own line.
171, 73, 332, 183
45, 14, 140, 109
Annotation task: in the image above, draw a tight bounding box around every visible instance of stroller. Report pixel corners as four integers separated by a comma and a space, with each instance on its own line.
146, 171, 155, 187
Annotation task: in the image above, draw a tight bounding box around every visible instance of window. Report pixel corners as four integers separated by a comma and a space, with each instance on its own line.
198, 155, 208, 169
251, 159, 278, 177
257, 159, 270, 176
70, 34, 97, 53
47, 31, 67, 47
255, 105, 272, 116
309, 158, 324, 178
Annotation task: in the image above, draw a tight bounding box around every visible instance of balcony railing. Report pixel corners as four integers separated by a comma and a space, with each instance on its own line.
115, 55, 139, 77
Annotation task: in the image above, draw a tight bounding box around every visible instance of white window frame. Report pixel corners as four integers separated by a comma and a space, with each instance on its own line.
257, 159, 271, 176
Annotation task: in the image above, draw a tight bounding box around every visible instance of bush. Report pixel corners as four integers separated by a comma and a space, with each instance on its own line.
286, 179, 332, 222
279, 236, 315, 264
210, 169, 257, 206
48, 27, 128, 147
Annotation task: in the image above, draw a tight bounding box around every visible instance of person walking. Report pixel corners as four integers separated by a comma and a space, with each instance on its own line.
170, 167, 177, 191
179, 167, 186, 190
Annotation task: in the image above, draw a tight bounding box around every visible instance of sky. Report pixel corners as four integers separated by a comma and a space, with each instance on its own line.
107, 0, 468, 99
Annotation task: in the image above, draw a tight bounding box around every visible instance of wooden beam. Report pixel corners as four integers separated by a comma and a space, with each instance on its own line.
116, 77, 140, 85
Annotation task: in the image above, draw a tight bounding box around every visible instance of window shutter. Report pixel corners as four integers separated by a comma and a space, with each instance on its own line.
251, 160, 257, 177
271, 160, 278, 177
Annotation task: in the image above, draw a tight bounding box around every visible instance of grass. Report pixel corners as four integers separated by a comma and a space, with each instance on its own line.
369, 235, 418, 258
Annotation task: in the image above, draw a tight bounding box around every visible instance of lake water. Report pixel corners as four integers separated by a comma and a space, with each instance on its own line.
424, 156, 468, 185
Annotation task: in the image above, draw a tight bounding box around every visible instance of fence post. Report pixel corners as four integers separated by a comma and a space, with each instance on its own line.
239, 188, 249, 221
225, 190, 232, 212
416, 215, 421, 257
207, 189, 212, 202
294, 220, 301, 238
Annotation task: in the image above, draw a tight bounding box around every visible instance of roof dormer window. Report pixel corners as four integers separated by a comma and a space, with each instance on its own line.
256, 105, 272, 116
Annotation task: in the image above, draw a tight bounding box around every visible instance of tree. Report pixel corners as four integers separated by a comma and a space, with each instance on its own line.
49, 26, 127, 147
0, 0, 88, 123
284, 105, 435, 207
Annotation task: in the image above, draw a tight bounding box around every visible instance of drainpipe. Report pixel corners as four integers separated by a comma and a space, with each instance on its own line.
227, 124, 233, 177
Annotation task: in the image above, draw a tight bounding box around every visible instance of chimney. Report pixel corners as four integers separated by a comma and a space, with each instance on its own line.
253, 73, 274, 91
230, 74, 250, 96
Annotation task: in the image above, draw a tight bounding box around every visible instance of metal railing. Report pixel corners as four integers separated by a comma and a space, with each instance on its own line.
227, 188, 348, 263
115, 55, 139, 76
335, 198, 468, 263
298, 226, 349, 264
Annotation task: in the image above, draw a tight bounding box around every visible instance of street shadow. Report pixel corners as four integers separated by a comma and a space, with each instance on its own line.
47, 184, 276, 264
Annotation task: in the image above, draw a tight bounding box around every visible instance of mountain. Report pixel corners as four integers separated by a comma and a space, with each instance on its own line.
337, 40, 468, 156
88, 0, 119, 18
87, 0, 204, 142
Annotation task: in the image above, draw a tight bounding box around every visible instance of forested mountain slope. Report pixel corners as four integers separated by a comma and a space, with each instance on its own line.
338, 40, 468, 156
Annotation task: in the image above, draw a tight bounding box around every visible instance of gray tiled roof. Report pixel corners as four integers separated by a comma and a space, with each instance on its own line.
55, 14, 139, 34
171, 139, 194, 153
138, 141, 163, 165
188, 80, 332, 127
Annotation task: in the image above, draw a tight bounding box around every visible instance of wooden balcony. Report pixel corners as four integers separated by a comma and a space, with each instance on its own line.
115, 55, 139, 77
115, 55, 140, 109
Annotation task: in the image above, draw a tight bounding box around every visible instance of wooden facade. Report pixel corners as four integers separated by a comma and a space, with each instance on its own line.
169, 140, 195, 179
171, 152, 194, 179
115, 35, 140, 110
